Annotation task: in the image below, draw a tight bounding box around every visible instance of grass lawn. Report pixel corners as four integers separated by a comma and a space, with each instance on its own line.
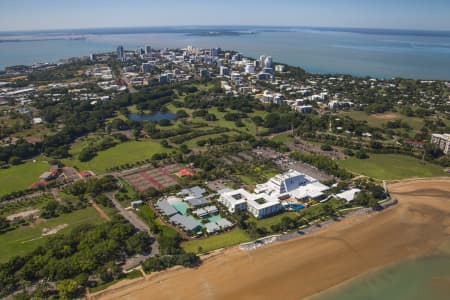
0, 207, 105, 263
0, 159, 49, 196
253, 212, 299, 230
63, 140, 171, 173
0, 195, 54, 217
184, 132, 240, 148
166, 104, 267, 136
340, 111, 424, 131
181, 228, 251, 254
338, 154, 448, 180
271, 132, 295, 144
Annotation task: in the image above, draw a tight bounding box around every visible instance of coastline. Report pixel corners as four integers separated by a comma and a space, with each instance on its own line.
92, 177, 450, 300
2, 28, 450, 79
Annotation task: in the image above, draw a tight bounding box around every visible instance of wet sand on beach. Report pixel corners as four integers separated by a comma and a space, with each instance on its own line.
97, 178, 450, 300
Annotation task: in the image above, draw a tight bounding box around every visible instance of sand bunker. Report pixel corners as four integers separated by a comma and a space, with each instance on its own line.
95, 178, 450, 300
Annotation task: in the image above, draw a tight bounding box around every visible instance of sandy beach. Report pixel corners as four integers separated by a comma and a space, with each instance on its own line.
95, 178, 450, 300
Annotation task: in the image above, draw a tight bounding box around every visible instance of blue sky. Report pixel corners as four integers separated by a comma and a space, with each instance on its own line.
1, 0, 450, 31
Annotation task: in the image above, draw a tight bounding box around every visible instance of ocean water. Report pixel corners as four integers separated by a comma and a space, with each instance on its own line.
312, 255, 450, 300
1, 27, 450, 79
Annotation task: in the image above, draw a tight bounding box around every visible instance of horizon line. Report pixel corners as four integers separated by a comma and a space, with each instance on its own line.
1, 24, 450, 34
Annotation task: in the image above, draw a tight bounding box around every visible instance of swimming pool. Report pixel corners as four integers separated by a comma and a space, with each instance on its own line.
167, 198, 189, 215
284, 204, 305, 211
207, 215, 222, 223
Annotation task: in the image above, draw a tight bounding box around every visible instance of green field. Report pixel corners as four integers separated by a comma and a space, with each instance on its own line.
64, 140, 171, 173
338, 154, 448, 180
166, 104, 267, 136
0, 207, 105, 263
183, 131, 240, 148
340, 111, 424, 131
181, 229, 251, 254
0, 195, 54, 217
0, 160, 49, 196
252, 212, 299, 230
271, 132, 295, 144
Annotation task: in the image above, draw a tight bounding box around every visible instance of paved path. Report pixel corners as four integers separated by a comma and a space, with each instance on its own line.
105, 192, 159, 266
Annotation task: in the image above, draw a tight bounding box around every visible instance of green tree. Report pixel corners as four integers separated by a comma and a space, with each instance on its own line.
56, 279, 79, 299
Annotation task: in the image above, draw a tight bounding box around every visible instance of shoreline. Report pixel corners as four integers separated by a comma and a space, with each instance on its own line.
92, 177, 450, 300
307, 177, 450, 299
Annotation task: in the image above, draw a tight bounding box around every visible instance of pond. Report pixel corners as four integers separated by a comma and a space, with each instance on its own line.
128, 112, 176, 122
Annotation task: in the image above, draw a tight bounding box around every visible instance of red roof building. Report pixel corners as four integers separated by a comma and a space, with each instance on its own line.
176, 169, 195, 177
79, 170, 94, 178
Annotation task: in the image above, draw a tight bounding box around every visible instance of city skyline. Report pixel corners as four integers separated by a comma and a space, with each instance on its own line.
1, 0, 450, 31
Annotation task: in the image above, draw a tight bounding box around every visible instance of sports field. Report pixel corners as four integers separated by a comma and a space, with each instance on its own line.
338, 153, 447, 180
121, 165, 181, 192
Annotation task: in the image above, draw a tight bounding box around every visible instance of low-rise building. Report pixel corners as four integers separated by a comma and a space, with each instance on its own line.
431, 133, 450, 154
335, 188, 361, 202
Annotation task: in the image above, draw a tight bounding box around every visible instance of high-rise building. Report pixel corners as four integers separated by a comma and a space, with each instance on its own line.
145, 45, 152, 55
89, 53, 97, 62
117, 46, 124, 60
210, 48, 219, 57
232, 53, 242, 61
137, 47, 145, 55
275, 65, 286, 72
264, 56, 273, 68
245, 63, 255, 74
141, 63, 151, 74
259, 55, 266, 68
220, 66, 229, 76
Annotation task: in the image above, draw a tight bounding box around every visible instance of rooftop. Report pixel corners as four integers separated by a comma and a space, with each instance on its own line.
155, 200, 178, 217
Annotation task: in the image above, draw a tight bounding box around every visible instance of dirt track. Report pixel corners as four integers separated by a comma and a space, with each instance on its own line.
96, 178, 450, 300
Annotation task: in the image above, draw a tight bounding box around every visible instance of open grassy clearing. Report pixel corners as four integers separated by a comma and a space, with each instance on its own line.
271, 132, 295, 144
338, 153, 448, 180
183, 131, 241, 148
181, 228, 251, 254
166, 104, 267, 135
0, 159, 49, 196
63, 139, 171, 173
0, 207, 105, 263
340, 111, 424, 131
0, 195, 54, 217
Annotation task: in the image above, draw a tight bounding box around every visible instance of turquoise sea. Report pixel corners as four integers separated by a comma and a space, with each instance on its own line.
1, 27, 450, 79
312, 254, 450, 300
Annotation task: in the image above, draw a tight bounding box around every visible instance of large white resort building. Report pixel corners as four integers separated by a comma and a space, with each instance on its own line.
219, 170, 329, 219
255, 170, 329, 200
219, 188, 282, 219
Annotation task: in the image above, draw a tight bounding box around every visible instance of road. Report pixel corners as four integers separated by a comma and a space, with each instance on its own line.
105, 192, 159, 267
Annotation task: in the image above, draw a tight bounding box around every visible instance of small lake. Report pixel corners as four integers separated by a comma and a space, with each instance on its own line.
128, 112, 176, 122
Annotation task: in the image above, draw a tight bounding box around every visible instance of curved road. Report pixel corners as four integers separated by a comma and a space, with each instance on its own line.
105, 192, 159, 269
